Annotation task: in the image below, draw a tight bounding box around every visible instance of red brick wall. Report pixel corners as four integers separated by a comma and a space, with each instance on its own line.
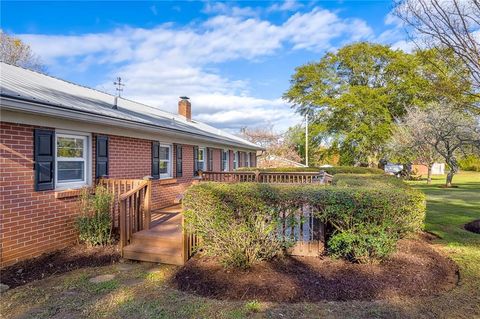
0, 122, 230, 267
212, 149, 221, 171
1, 122, 79, 267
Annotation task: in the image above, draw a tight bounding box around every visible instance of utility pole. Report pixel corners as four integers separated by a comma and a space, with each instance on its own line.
305, 113, 309, 167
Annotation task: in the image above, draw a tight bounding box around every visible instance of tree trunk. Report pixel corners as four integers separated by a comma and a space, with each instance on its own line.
427, 163, 433, 184
445, 159, 459, 188
446, 171, 454, 187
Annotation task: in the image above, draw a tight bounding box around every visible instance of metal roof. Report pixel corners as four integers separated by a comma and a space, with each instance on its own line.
0, 62, 261, 150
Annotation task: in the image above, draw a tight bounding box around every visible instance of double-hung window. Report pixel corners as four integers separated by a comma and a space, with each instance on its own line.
222, 150, 229, 171
159, 144, 172, 178
246, 152, 251, 167
55, 133, 90, 189
196, 147, 206, 172
233, 151, 239, 170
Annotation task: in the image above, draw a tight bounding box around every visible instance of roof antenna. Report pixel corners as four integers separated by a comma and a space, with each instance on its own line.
113, 77, 125, 97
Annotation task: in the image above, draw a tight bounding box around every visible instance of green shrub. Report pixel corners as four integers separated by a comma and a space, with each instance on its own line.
183, 183, 293, 269
333, 174, 407, 189
328, 225, 398, 264
183, 179, 425, 266
75, 185, 113, 246
236, 166, 384, 175
459, 155, 480, 172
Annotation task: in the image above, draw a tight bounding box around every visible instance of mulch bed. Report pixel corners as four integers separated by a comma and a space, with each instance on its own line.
464, 219, 480, 234
1, 245, 120, 288
171, 236, 459, 302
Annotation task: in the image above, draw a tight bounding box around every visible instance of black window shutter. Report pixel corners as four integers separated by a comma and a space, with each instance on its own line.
152, 141, 160, 179
207, 148, 213, 171
204, 147, 208, 172
237, 151, 241, 168
193, 146, 199, 176
220, 150, 224, 171
34, 129, 55, 191
176, 144, 183, 177
96, 135, 109, 178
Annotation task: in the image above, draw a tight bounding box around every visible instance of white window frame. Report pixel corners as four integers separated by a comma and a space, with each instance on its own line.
246, 152, 251, 167
233, 151, 239, 170
222, 149, 230, 172
197, 146, 206, 172
55, 131, 92, 190
159, 143, 173, 179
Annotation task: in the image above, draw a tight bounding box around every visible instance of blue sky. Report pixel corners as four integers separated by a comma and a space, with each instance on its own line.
1, 1, 410, 132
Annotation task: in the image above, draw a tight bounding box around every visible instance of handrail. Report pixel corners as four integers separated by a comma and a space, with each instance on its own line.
119, 180, 148, 200
98, 178, 152, 252
199, 170, 333, 184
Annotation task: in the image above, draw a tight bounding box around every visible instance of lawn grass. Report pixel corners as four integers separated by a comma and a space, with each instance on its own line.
1, 172, 479, 319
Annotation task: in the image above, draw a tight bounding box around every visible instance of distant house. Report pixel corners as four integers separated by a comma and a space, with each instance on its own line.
384, 162, 445, 175
0, 62, 262, 267
258, 154, 307, 168
412, 163, 445, 175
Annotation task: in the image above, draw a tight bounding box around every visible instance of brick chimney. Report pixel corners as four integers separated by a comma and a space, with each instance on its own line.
178, 96, 191, 121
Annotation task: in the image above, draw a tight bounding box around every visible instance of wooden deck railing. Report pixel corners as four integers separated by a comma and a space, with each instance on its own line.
183, 220, 201, 262
199, 170, 333, 184
98, 178, 152, 251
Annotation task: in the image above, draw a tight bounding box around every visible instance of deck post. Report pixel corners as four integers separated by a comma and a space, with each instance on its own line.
143, 177, 152, 230
254, 170, 260, 182
119, 199, 126, 254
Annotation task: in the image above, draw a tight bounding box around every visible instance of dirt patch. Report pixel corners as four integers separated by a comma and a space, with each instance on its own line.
1, 245, 120, 288
464, 219, 480, 234
171, 237, 458, 302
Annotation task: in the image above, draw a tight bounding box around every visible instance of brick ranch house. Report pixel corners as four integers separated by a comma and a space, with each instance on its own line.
0, 62, 262, 267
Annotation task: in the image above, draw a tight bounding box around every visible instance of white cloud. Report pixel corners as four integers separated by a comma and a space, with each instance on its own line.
267, 0, 303, 12
202, 2, 258, 17
18, 5, 373, 132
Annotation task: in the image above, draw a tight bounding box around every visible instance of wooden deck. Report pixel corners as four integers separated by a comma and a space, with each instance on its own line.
122, 204, 185, 265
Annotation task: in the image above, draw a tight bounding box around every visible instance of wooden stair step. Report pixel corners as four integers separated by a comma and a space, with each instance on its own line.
123, 244, 184, 266
153, 204, 182, 214
131, 230, 182, 248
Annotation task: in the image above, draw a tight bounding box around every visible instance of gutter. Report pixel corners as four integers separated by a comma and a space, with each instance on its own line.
0, 94, 264, 151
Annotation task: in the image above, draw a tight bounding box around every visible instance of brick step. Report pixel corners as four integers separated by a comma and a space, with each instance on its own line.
122, 244, 184, 266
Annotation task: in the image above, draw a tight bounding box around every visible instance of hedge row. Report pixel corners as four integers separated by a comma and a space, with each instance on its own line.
183, 177, 425, 267
333, 174, 408, 189
236, 166, 385, 175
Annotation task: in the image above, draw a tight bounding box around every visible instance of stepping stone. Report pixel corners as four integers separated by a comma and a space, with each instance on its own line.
89, 274, 115, 284
0, 283, 9, 293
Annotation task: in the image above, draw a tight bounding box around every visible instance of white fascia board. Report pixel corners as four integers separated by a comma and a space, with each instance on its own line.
0, 96, 261, 151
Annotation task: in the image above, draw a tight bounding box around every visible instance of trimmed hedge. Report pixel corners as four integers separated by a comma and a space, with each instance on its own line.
333, 174, 408, 189
236, 166, 385, 175
183, 176, 425, 267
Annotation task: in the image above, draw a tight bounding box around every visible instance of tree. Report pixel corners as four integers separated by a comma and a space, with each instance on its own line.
284, 42, 424, 167
394, 0, 480, 94
284, 42, 478, 167
0, 31, 45, 72
283, 123, 339, 166
388, 122, 440, 183
239, 126, 302, 167
399, 103, 479, 186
